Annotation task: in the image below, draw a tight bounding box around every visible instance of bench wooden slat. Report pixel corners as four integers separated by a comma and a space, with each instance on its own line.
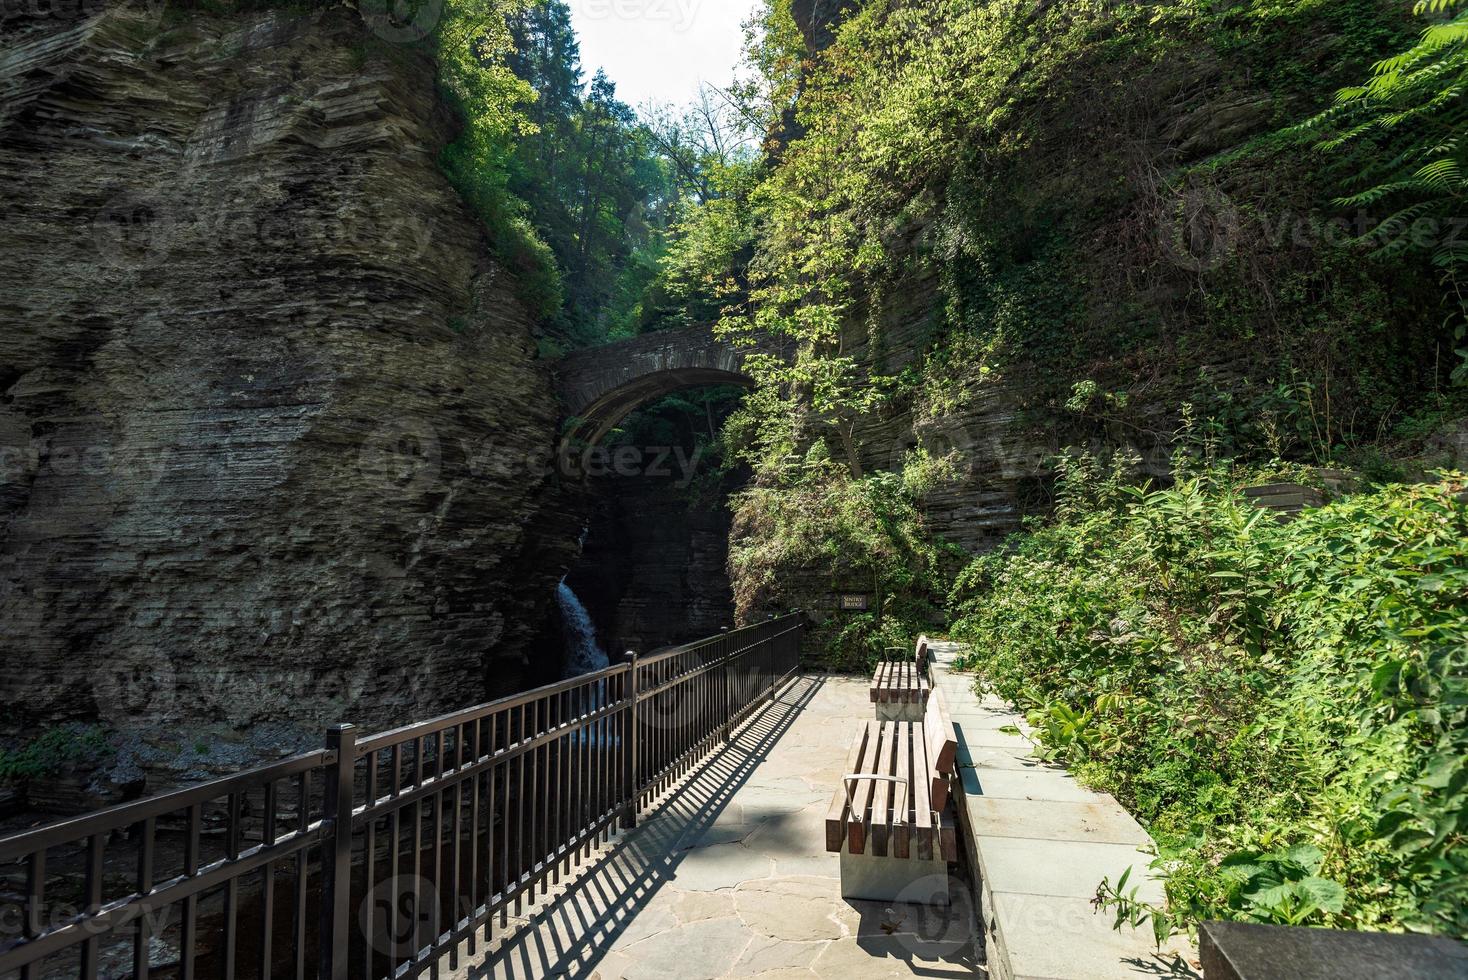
848, 721, 882, 855
893, 722, 912, 860
826, 721, 871, 852
911, 712, 933, 860
925, 688, 958, 811
871, 722, 893, 858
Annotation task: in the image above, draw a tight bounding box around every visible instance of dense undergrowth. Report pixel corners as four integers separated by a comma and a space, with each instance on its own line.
948, 450, 1467, 939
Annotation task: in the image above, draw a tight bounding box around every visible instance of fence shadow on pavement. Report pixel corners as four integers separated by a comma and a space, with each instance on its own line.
460, 675, 827, 980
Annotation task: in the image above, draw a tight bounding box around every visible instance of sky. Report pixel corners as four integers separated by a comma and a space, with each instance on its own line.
567, 0, 762, 110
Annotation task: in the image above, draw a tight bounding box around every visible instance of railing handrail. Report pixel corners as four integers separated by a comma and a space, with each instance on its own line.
0, 612, 804, 980
0, 749, 335, 863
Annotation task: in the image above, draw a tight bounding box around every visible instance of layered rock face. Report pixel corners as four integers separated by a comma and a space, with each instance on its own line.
0, 3, 575, 792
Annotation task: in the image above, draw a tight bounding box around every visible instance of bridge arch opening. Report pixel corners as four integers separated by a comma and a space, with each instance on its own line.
553, 323, 785, 459
548, 379, 752, 677
560, 366, 755, 454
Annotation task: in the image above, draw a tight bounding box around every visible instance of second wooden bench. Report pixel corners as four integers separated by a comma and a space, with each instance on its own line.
870, 635, 930, 722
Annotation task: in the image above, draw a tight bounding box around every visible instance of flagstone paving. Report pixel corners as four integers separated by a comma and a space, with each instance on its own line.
926, 641, 1200, 980
452, 675, 985, 980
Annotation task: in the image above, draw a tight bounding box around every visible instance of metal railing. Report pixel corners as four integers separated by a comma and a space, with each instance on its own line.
0, 614, 802, 980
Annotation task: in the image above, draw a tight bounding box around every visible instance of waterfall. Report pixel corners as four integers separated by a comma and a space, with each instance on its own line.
558, 581, 610, 677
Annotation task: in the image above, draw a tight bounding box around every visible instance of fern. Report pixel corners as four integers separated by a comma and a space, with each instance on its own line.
1301, 0, 1468, 379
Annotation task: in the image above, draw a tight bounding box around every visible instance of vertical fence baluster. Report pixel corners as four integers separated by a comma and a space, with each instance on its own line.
79, 833, 102, 980
223, 792, 241, 980
388, 744, 402, 980
624, 660, 637, 827
135, 818, 155, 980
528, 704, 540, 898
320, 725, 355, 980
467, 718, 480, 959
182, 804, 200, 980
20, 848, 44, 980
432, 729, 446, 979
362, 751, 378, 980
411, 736, 424, 968
260, 783, 276, 980
292, 774, 307, 980
496, 707, 507, 933
553, 694, 565, 882
448, 726, 462, 972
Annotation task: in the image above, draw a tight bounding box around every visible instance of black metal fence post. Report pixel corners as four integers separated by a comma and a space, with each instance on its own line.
623, 651, 639, 828
320, 723, 356, 980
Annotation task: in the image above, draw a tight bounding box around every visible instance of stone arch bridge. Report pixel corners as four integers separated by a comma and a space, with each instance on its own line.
555, 325, 789, 449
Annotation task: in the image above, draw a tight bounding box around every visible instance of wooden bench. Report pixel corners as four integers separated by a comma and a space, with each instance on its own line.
826, 687, 959, 904
870, 636, 931, 722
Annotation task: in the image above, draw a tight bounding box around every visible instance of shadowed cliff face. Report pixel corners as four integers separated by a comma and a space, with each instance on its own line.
0, 4, 578, 793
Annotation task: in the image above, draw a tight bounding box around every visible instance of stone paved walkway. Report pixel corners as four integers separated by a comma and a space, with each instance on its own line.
927, 642, 1199, 980
453, 675, 985, 980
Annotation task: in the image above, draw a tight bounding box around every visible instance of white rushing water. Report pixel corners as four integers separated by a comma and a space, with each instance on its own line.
558, 580, 610, 677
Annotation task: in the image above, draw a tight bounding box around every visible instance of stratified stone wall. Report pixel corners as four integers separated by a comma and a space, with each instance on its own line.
0, 3, 576, 796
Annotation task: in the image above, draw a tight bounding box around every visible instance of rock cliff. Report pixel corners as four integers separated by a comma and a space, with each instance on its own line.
0, 2, 575, 798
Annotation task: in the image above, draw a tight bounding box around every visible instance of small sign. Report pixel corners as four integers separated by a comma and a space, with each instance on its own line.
839, 594, 870, 611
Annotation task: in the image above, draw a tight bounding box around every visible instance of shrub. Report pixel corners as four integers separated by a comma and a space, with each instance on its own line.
729, 443, 951, 670
950, 467, 1468, 939
0, 727, 113, 787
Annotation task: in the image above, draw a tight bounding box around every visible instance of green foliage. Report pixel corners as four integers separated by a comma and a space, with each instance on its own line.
950, 465, 1468, 938
0, 727, 112, 786
430, 0, 563, 317
1300, 0, 1468, 381
728, 447, 951, 668
435, 0, 713, 337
